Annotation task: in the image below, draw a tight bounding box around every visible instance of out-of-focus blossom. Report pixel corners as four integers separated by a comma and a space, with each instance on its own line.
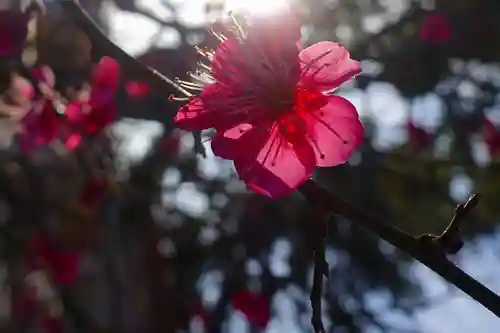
10, 73, 35, 102
407, 121, 432, 151
0, 10, 30, 56
65, 57, 120, 137
231, 290, 270, 328
173, 11, 363, 198
483, 117, 500, 157
125, 80, 150, 98
17, 58, 120, 153
161, 130, 181, 157
19, 100, 61, 153
29, 235, 80, 286
419, 12, 452, 44
32, 66, 56, 90
18, 66, 62, 153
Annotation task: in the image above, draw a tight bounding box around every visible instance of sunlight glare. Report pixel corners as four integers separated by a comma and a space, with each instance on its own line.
224, 0, 290, 16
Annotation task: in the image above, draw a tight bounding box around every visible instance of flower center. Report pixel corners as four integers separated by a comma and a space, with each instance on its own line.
260, 86, 295, 113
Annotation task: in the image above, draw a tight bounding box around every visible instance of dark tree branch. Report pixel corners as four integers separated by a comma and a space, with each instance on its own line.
418, 193, 479, 255
58, 1, 500, 331
59, 0, 179, 92
298, 180, 500, 321
310, 209, 329, 333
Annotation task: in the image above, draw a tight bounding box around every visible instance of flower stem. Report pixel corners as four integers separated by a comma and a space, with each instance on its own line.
298, 179, 500, 318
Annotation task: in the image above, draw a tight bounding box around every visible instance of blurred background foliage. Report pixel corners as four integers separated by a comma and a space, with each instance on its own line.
1, 0, 500, 332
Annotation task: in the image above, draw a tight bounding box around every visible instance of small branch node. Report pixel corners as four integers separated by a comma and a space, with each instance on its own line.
419, 193, 480, 255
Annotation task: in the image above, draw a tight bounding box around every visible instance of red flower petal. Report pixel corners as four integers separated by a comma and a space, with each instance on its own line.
211, 123, 253, 160
174, 84, 249, 131
483, 117, 500, 157
32, 66, 55, 88
90, 57, 120, 109
125, 80, 150, 98
161, 131, 181, 156
419, 12, 451, 44
65, 101, 87, 125
86, 103, 117, 135
299, 41, 361, 92
407, 122, 431, 151
30, 235, 80, 286
64, 133, 82, 151
231, 291, 270, 328
233, 123, 315, 198
300, 95, 364, 166
211, 38, 244, 85
174, 96, 213, 131
92, 57, 120, 91
19, 101, 60, 153
50, 251, 80, 285
11, 74, 34, 101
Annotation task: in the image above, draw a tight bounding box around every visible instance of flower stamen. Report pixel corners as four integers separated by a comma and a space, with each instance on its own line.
228, 12, 246, 40
169, 94, 190, 102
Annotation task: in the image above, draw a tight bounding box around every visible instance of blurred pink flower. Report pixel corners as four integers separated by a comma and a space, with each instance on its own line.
125, 80, 150, 98
419, 12, 452, 44
231, 290, 270, 328
19, 66, 61, 154
30, 234, 80, 286
161, 130, 181, 157
19, 100, 60, 153
407, 121, 431, 151
483, 117, 500, 157
65, 57, 120, 137
173, 12, 363, 198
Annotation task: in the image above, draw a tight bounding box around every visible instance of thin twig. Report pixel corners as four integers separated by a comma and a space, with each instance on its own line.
58, 1, 180, 92
418, 194, 480, 254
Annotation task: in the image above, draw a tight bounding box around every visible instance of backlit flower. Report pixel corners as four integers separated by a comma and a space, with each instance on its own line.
172, 13, 363, 198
